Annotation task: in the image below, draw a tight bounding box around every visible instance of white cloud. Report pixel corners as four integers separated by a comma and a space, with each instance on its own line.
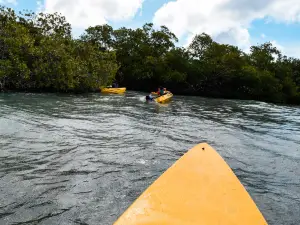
0, 0, 17, 5
283, 46, 300, 58
43, 0, 144, 28
270, 40, 284, 52
261, 33, 266, 39
270, 40, 300, 58
153, 0, 300, 50
214, 28, 251, 50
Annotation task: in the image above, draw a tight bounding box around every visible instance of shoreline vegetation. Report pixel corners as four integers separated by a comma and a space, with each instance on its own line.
1, 6, 300, 105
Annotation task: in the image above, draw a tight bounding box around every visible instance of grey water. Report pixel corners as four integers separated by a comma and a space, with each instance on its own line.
0, 92, 299, 225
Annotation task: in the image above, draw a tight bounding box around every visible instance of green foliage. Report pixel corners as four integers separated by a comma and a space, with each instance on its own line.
0, 6, 118, 92
1, 6, 300, 104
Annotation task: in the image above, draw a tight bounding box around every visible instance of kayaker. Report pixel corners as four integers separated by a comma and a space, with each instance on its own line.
160, 87, 166, 96
157, 87, 165, 96
157, 88, 161, 96
160, 88, 164, 96
146, 93, 154, 101
112, 81, 119, 88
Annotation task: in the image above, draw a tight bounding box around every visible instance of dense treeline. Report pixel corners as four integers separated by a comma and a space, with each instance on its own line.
0, 7, 118, 92
1, 6, 300, 104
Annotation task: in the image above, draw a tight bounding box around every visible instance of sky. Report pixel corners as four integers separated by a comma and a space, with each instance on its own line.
2, 0, 300, 58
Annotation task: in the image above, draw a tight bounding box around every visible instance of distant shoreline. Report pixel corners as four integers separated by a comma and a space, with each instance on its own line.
1, 88, 299, 106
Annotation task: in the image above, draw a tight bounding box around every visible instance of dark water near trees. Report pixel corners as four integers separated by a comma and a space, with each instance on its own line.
0, 92, 299, 225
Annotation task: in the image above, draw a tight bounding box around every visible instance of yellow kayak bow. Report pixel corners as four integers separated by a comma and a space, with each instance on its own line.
114, 143, 268, 225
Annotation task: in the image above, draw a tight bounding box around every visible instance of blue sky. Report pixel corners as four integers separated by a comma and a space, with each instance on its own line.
2, 0, 300, 57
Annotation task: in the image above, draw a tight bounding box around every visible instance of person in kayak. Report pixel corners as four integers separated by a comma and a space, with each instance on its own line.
146, 93, 154, 101
157, 87, 166, 96
156, 88, 161, 96
112, 81, 119, 88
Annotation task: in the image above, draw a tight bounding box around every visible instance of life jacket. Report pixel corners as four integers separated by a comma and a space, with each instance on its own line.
160, 89, 164, 96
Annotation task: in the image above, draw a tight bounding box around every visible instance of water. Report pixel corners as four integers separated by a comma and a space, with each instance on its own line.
0, 92, 299, 225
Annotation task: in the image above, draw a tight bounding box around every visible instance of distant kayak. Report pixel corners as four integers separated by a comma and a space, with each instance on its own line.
101, 87, 126, 94
155, 92, 173, 104
114, 143, 268, 225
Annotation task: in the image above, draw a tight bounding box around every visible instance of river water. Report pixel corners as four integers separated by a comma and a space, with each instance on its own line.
0, 92, 299, 225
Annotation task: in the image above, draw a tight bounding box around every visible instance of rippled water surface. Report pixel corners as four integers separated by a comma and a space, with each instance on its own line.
0, 92, 299, 225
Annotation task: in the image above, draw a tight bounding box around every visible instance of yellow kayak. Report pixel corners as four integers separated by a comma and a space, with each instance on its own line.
114, 143, 268, 225
155, 92, 173, 104
101, 87, 126, 94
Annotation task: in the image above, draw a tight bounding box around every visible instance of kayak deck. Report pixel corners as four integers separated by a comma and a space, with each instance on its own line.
101, 87, 126, 94
155, 92, 173, 104
114, 143, 268, 225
